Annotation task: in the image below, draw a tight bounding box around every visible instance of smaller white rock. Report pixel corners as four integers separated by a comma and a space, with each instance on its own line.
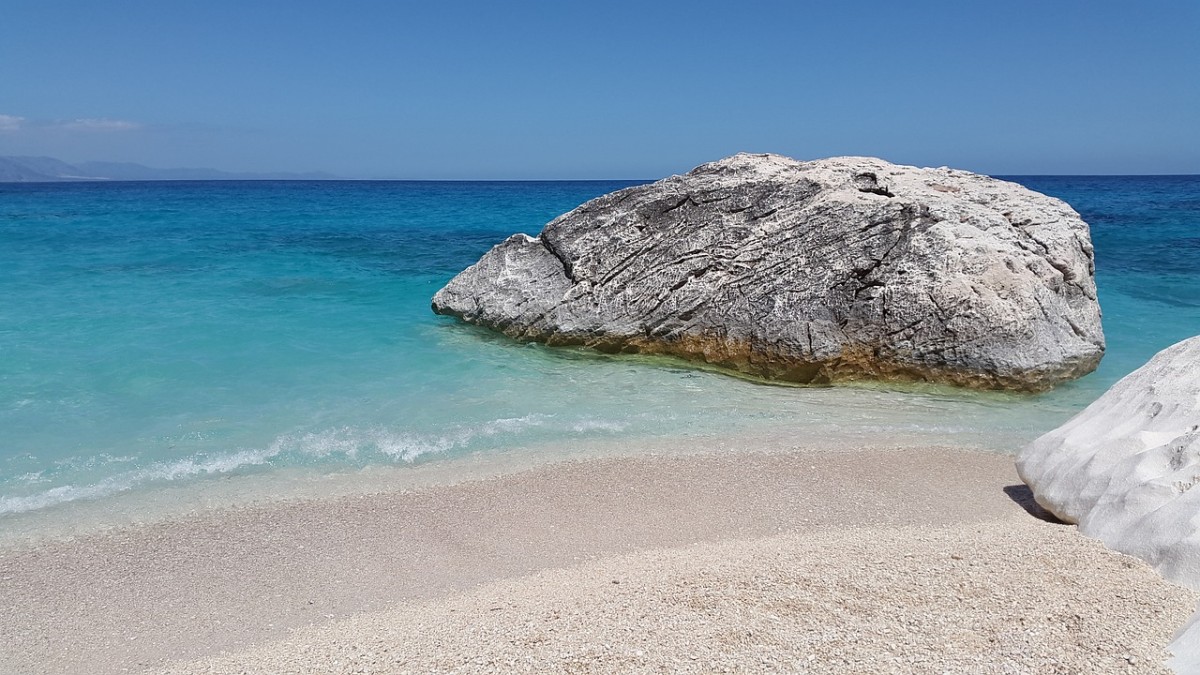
1017, 336, 1200, 573
1016, 335, 1200, 669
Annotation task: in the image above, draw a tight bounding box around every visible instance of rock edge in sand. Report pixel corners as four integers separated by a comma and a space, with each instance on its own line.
433, 153, 1104, 391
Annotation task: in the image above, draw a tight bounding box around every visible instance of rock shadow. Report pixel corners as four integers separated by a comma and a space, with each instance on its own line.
1004, 484, 1068, 524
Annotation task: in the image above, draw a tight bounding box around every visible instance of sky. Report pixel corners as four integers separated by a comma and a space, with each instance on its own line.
1, 1, 1197, 178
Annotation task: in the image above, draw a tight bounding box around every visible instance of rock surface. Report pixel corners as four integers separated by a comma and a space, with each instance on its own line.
1017, 336, 1200, 671
433, 153, 1104, 390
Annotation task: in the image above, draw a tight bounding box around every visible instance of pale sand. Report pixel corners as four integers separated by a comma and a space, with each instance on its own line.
1, 446, 1195, 674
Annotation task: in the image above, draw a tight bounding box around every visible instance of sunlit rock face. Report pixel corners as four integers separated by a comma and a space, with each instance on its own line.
434, 153, 1104, 391
1018, 336, 1200, 576
1017, 336, 1200, 670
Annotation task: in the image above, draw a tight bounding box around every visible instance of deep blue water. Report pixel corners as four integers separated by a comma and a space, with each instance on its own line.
1, 176, 1197, 519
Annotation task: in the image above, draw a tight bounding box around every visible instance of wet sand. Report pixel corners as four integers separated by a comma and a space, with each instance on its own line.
0, 445, 1193, 674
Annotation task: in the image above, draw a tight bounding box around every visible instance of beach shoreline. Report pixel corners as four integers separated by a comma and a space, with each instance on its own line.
1, 444, 1194, 674
0, 430, 1025, 551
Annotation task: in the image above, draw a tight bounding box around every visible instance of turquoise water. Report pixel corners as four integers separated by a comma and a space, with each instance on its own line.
1, 176, 1198, 518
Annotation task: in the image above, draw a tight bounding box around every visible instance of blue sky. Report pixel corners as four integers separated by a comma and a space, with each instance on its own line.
2, 1, 1197, 178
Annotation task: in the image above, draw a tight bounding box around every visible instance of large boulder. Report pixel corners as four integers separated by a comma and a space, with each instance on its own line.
433, 153, 1104, 391
1016, 336, 1200, 670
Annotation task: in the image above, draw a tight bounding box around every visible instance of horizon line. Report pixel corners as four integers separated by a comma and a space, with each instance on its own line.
6, 172, 1200, 185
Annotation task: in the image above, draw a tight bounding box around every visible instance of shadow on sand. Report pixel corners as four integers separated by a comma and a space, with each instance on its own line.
1003, 484, 1068, 524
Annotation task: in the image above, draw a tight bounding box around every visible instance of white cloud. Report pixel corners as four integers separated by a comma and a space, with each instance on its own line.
0, 114, 24, 132
0, 115, 142, 133
59, 117, 141, 132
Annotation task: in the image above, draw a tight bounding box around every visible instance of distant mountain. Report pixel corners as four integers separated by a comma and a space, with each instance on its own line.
0, 156, 340, 182
0, 156, 89, 182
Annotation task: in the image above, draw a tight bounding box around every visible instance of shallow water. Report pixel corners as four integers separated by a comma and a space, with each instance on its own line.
1, 176, 1197, 525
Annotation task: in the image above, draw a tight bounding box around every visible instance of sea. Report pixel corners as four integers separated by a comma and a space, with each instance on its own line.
2, 175, 1198, 539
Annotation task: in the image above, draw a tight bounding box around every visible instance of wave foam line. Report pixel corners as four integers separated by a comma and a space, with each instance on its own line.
0, 414, 630, 515
0, 448, 276, 515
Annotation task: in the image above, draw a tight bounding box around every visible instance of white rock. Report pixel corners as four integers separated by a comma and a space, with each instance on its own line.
1016, 335, 1200, 668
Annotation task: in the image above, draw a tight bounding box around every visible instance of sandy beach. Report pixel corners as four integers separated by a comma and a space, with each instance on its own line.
1, 444, 1194, 674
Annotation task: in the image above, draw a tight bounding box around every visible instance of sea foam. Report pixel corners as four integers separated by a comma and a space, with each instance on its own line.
0, 414, 631, 514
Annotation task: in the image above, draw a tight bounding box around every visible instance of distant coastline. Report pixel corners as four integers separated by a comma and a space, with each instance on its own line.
0, 155, 340, 182
5, 155, 1197, 185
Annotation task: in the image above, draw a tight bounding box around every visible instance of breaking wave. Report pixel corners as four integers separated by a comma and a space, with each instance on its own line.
0, 413, 631, 515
